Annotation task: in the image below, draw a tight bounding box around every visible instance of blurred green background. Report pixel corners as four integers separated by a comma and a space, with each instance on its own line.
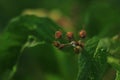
0, 0, 120, 37
0, 0, 120, 80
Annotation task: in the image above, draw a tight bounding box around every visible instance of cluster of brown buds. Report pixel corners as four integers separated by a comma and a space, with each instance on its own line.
53, 29, 86, 54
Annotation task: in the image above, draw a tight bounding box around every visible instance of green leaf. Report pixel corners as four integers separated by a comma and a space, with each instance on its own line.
77, 37, 110, 80
0, 15, 66, 79
116, 71, 120, 80
105, 37, 120, 80
11, 43, 60, 80
5, 15, 65, 43
107, 56, 120, 71
0, 33, 20, 76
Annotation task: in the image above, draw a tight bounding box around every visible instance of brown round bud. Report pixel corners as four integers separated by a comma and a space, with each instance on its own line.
55, 31, 62, 39
79, 30, 86, 38
66, 32, 73, 39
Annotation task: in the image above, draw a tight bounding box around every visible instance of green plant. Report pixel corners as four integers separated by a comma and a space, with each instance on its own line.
0, 15, 120, 80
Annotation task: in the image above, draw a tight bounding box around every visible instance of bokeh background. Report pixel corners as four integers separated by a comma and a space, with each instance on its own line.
0, 0, 120, 80
0, 0, 120, 37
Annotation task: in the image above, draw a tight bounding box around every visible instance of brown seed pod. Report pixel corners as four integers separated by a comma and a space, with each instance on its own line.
55, 31, 62, 39
79, 29, 86, 38
66, 32, 73, 39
